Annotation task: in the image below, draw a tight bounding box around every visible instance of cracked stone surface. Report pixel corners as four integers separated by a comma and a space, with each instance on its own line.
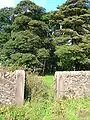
55, 71, 90, 98
0, 70, 25, 105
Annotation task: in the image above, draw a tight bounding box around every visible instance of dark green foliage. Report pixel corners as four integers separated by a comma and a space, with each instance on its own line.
0, 7, 13, 26
12, 15, 30, 32
14, 0, 45, 20
0, 1, 50, 74
28, 20, 49, 38
11, 30, 42, 53
53, 0, 90, 70
37, 48, 49, 75
1, 0, 90, 72
55, 45, 88, 70
0, 7, 14, 50
0, 32, 11, 49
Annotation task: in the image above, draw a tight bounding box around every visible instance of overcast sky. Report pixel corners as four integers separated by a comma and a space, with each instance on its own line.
0, 0, 66, 11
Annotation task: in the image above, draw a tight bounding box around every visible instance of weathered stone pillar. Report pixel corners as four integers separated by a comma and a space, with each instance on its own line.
55, 72, 64, 97
55, 71, 90, 98
15, 70, 25, 105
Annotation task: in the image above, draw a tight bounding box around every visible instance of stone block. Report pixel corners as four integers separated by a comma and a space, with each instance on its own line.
0, 70, 25, 105
55, 71, 90, 98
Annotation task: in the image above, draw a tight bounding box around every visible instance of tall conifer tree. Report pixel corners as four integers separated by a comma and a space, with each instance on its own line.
54, 0, 90, 70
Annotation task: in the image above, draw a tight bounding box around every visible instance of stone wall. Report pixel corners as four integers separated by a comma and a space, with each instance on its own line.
0, 70, 25, 105
55, 71, 90, 98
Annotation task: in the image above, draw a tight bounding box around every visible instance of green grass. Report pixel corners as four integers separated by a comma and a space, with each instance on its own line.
42, 75, 55, 101
0, 75, 90, 120
42, 75, 54, 87
1, 97, 90, 120
54, 97, 90, 120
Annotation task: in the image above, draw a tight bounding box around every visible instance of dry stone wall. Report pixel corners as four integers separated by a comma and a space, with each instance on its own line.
55, 71, 90, 98
0, 70, 25, 105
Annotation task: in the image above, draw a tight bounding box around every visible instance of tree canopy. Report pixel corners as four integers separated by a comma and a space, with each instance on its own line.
0, 0, 90, 73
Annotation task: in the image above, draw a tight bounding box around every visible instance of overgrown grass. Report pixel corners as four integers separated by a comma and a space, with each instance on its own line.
53, 97, 90, 120
42, 75, 54, 87
0, 74, 90, 120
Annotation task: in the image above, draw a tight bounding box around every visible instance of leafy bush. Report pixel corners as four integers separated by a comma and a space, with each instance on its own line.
25, 72, 49, 102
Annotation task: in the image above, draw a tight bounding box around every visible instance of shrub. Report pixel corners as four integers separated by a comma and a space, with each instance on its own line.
25, 72, 49, 102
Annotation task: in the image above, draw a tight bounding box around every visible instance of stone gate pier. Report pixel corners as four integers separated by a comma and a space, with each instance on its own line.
0, 70, 25, 105
55, 71, 90, 98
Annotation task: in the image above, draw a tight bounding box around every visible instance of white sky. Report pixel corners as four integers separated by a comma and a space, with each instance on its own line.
0, 0, 47, 8
0, 0, 47, 9
0, 0, 66, 11
32, 0, 47, 7
0, 0, 15, 8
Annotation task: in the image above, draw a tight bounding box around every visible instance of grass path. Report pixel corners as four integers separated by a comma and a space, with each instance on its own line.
42, 75, 90, 120
42, 75, 54, 87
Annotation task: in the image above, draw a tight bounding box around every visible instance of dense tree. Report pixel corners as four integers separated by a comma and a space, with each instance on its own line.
0, 7, 13, 26
37, 48, 49, 75
1, 0, 90, 73
0, 7, 14, 50
12, 15, 30, 32
53, 0, 90, 70
0, 0, 50, 74
14, 0, 45, 20
28, 20, 49, 38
